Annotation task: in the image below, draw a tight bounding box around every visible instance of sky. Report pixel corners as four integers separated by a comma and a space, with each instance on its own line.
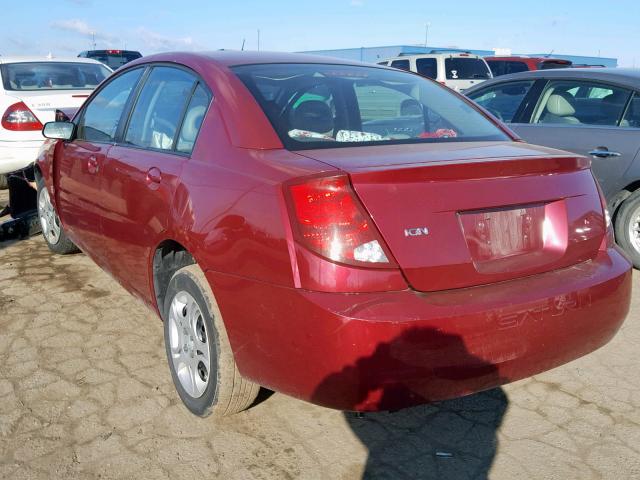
2, 0, 639, 67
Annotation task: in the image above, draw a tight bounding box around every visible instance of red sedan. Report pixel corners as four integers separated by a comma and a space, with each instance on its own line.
35, 51, 631, 416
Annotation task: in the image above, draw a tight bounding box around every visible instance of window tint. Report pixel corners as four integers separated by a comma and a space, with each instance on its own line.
233, 63, 508, 151
538, 60, 571, 70
468, 81, 534, 123
176, 84, 211, 154
622, 94, 640, 128
445, 58, 491, 80
416, 58, 437, 79
390, 60, 410, 71
487, 60, 528, 77
77, 68, 143, 143
1, 62, 110, 91
125, 67, 196, 151
533, 80, 631, 126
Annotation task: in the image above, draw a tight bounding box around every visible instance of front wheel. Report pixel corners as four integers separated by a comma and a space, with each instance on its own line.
163, 264, 260, 417
36, 176, 79, 254
614, 190, 640, 268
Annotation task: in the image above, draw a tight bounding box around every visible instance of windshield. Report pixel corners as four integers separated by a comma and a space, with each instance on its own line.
1, 62, 111, 91
445, 58, 491, 80
232, 63, 508, 150
86, 51, 141, 69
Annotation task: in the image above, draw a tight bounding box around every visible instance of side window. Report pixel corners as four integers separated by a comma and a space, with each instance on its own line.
416, 58, 437, 79
622, 93, 640, 128
532, 80, 631, 126
77, 68, 143, 142
176, 84, 211, 154
468, 81, 534, 123
390, 60, 410, 71
124, 67, 196, 151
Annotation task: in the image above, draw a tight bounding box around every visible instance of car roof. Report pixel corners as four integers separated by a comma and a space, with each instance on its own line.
382, 52, 483, 60
0, 55, 108, 66
484, 56, 570, 62
126, 50, 377, 69
465, 68, 640, 93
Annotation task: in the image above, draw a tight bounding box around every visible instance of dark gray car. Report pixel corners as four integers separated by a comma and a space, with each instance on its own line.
466, 68, 640, 266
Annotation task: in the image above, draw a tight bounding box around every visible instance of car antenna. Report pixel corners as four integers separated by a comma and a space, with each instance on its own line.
241, 38, 246, 51
545, 49, 554, 58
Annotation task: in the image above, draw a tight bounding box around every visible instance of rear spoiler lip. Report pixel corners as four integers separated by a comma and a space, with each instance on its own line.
344, 155, 591, 182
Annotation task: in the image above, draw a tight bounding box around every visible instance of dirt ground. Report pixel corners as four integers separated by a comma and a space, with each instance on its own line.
1, 191, 640, 479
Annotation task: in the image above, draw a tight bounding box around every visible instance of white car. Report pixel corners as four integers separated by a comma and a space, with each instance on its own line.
378, 52, 492, 92
0, 56, 111, 184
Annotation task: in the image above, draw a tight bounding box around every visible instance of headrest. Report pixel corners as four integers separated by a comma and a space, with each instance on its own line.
290, 100, 334, 134
180, 105, 206, 143
546, 92, 576, 116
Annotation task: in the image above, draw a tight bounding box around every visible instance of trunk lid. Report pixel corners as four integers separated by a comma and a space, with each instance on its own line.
297, 142, 605, 291
9, 90, 90, 124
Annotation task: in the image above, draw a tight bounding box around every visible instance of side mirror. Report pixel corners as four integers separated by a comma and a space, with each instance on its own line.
42, 121, 75, 141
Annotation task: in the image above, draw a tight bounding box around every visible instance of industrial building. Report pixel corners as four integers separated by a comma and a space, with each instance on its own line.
300, 45, 617, 67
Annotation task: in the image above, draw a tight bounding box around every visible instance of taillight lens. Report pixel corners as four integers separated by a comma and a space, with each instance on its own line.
286, 175, 396, 267
2, 102, 43, 131
595, 179, 614, 249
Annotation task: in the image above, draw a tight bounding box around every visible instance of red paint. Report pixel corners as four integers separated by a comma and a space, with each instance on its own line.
485, 56, 573, 72
37, 52, 632, 412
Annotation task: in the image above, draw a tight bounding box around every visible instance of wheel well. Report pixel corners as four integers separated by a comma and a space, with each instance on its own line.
610, 181, 640, 223
153, 240, 195, 318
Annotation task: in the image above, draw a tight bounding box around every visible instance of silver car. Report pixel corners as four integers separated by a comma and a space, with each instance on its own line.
466, 68, 640, 266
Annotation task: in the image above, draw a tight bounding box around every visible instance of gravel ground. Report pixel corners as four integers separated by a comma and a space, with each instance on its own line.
1, 194, 639, 479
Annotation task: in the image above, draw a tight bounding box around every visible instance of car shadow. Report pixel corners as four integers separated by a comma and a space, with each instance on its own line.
312, 327, 509, 480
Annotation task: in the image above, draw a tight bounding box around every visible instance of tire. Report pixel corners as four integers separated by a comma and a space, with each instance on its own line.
0, 174, 7, 190
36, 176, 79, 254
163, 264, 259, 417
614, 190, 640, 268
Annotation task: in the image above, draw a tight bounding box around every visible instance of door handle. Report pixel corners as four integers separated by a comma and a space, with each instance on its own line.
146, 167, 162, 185
87, 155, 99, 174
588, 147, 622, 158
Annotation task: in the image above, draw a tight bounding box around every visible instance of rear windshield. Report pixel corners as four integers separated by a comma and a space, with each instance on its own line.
539, 60, 572, 70
232, 63, 508, 150
1, 62, 111, 91
445, 58, 491, 80
85, 51, 141, 69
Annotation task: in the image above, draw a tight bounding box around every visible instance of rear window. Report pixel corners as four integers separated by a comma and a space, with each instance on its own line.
538, 60, 572, 70
232, 63, 508, 151
445, 58, 491, 80
85, 51, 142, 69
487, 60, 529, 77
1, 62, 111, 91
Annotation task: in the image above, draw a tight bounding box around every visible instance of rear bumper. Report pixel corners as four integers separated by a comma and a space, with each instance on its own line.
0, 140, 43, 175
207, 247, 632, 411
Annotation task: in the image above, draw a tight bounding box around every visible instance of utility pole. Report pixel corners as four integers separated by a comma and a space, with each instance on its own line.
425, 22, 430, 48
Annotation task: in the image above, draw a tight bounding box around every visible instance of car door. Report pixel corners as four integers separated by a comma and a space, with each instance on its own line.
55, 67, 144, 266
99, 66, 211, 301
507, 78, 640, 200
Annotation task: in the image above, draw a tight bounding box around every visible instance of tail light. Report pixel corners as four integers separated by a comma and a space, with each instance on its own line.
1, 102, 43, 131
595, 179, 614, 250
285, 175, 396, 268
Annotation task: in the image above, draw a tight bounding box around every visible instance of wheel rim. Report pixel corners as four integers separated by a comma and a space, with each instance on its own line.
38, 187, 61, 245
629, 205, 640, 254
168, 291, 211, 398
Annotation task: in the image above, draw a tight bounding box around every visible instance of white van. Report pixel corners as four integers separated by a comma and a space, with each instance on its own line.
378, 52, 492, 92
